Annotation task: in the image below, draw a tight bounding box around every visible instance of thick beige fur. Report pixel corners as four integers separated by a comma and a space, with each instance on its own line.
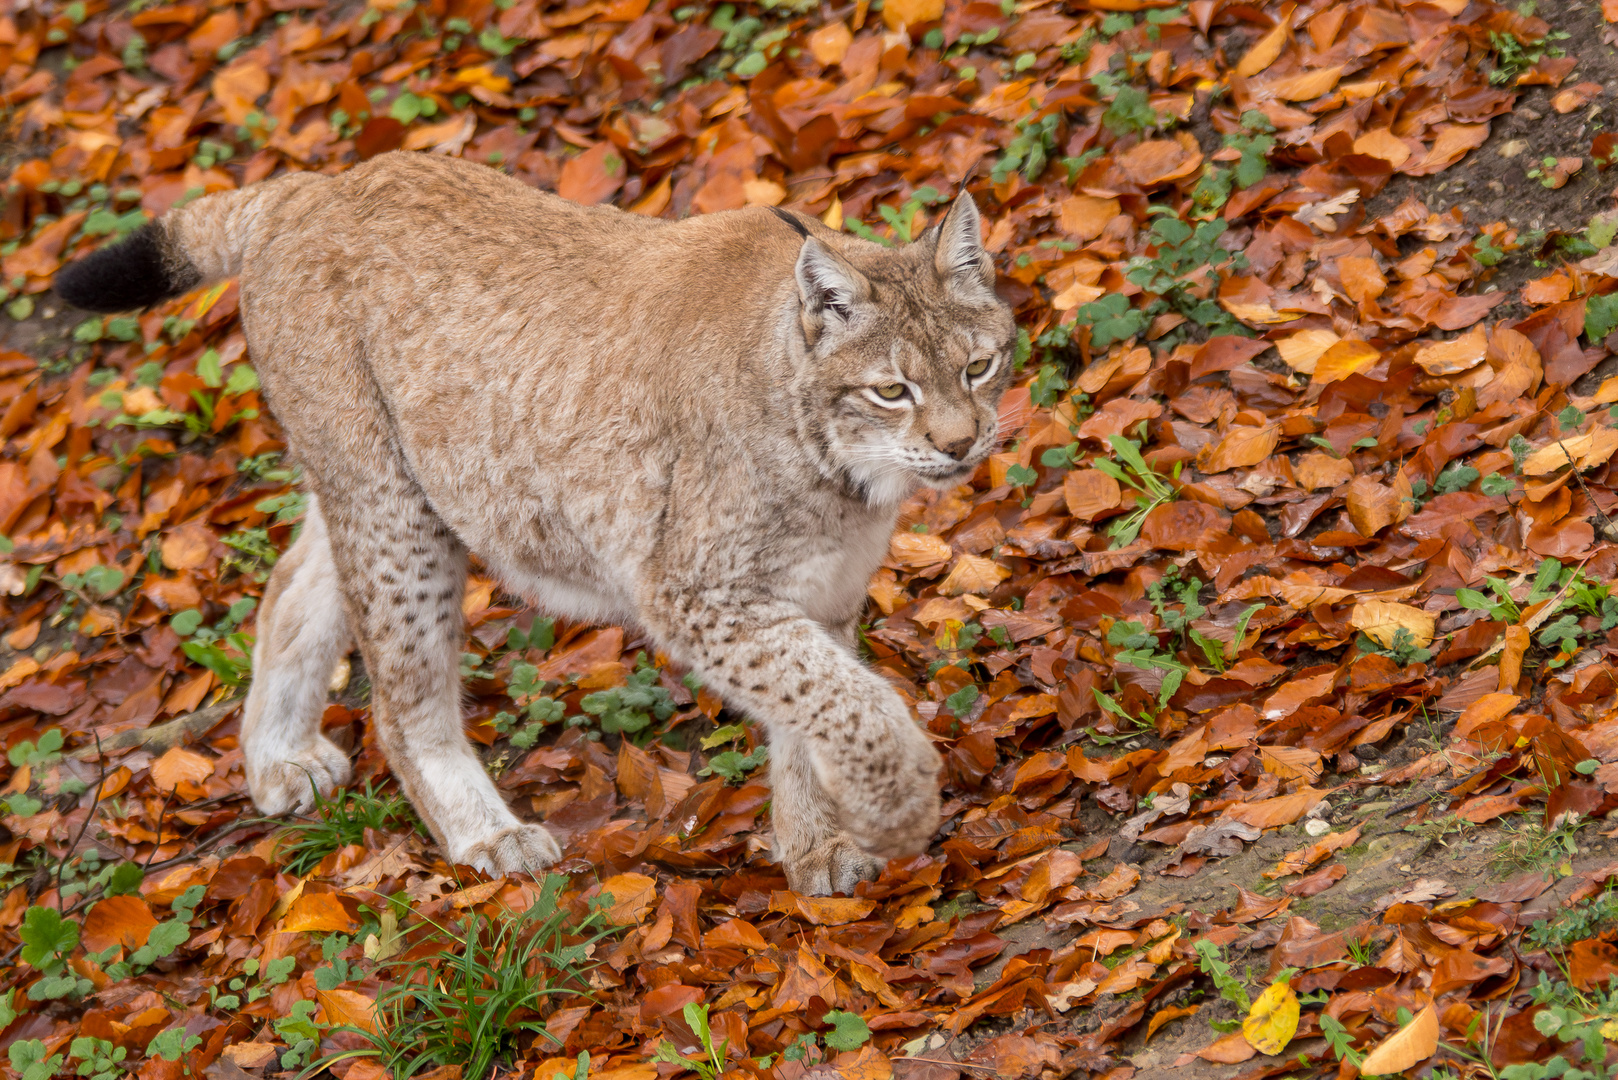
166, 152, 1013, 894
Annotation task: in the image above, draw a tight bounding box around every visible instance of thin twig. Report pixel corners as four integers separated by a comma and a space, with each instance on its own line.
1558, 441, 1618, 540
893, 1058, 997, 1072
55, 733, 108, 912
141, 816, 273, 874
145, 785, 179, 871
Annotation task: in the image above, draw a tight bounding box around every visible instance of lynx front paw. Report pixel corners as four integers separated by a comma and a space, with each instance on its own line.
829, 721, 943, 861
784, 833, 885, 896
455, 823, 562, 876
246, 738, 353, 815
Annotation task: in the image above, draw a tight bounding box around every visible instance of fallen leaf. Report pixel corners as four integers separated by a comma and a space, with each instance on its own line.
283, 892, 358, 934
149, 747, 215, 791
1242, 978, 1300, 1055
1357, 1004, 1439, 1075
599, 873, 658, 925
1350, 600, 1436, 649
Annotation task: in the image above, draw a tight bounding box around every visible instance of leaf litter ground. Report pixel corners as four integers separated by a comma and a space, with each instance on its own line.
9, 0, 1618, 1077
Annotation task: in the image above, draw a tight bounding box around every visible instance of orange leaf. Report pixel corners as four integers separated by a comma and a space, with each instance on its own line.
318, 987, 378, 1033
149, 747, 215, 791
1357, 1004, 1439, 1075
598, 873, 658, 925
81, 895, 158, 952
1312, 338, 1380, 384
557, 142, 626, 206
1263, 823, 1362, 878
1198, 424, 1279, 474
1338, 256, 1387, 304
794, 895, 877, 925
1146, 1003, 1201, 1042
1059, 195, 1120, 241
1345, 474, 1411, 536
283, 892, 359, 934
160, 522, 216, 570
1198, 1031, 1257, 1063
1223, 789, 1324, 829
703, 918, 768, 950
1234, 7, 1291, 78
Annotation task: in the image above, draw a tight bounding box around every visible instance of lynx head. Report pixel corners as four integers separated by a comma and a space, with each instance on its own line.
785, 192, 1017, 506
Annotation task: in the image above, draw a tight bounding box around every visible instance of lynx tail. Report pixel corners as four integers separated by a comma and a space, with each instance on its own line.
55, 173, 327, 312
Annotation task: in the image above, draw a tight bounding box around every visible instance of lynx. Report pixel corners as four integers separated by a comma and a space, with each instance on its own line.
56, 152, 1016, 895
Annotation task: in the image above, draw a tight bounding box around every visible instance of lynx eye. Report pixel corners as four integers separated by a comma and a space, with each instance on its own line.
965, 357, 991, 377
875, 383, 908, 400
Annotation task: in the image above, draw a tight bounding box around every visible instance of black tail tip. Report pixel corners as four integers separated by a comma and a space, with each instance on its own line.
54, 222, 197, 313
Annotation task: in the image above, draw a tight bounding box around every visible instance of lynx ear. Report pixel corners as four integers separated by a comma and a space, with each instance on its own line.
795, 237, 870, 322
933, 191, 995, 299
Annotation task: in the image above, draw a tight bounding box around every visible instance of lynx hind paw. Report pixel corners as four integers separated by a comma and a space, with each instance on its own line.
247, 738, 353, 816
456, 823, 563, 877
784, 834, 885, 897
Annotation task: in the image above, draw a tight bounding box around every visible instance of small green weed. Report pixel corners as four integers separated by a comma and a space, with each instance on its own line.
844, 186, 949, 247
169, 599, 257, 686
1355, 626, 1433, 667
1194, 939, 1252, 1032
992, 114, 1061, 184
1145, 567, 1258, 672
1492, 815, 1587, 875
1488, 29, 1569, 85
1104, 619, 1188, 709
273, 781, 418, 876
1093, 435, 1179, 547
324, 876, 616, 1080
696, 724, 769, 784
491, 657, 565, 750
1590, 292, 1618, 343
578, 652, 676, 739
1527, 885, 1618, 954
1122, 211, 1250, 341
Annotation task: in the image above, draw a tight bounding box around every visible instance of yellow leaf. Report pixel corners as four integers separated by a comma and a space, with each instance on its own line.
1349, 599, 1435, 649
1242, 978, 1300, 1055
1357, 1004, 1439, 1076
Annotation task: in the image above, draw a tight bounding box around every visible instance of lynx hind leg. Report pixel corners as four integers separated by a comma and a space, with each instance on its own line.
319, 480, 560, 877
241, 496, 355, 815
770, 725, 884, 896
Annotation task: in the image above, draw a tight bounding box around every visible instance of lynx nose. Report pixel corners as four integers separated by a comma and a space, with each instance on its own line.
938, 434, 976, 460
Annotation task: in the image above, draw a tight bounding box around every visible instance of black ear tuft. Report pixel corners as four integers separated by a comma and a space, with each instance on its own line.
54, 223, 200, 313
769, 205, 811, 239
